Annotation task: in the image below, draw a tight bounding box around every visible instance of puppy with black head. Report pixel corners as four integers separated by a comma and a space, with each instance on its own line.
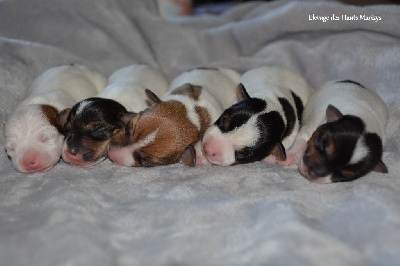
60, 64, 170, 167
201, 66, 312, 166
279, 80, 388, 183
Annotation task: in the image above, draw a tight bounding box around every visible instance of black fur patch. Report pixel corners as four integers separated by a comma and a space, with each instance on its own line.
234, 111, 285, 164
291, 91, 304, 122
336, 80, 365, 88
278, 97, 296, 140
64, 97, 127, 162
215, 98, 266, 133
305, 114, 384, 182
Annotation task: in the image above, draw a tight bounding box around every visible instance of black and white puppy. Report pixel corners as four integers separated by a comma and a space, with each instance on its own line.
201, 66, 312, 166
60, 64, 170, 167
279, 80, 388, 183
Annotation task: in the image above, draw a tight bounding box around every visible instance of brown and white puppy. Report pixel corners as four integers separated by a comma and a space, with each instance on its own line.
60, 64, 170, 167
2, 64, 107, 173
279, 80, 388, 183
107, 68, 240, 167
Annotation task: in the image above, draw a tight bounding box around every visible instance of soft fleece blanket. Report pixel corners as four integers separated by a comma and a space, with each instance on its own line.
0, 0, 399, 265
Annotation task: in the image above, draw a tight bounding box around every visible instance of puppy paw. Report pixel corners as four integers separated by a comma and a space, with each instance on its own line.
263, 154, 277, 164
276, 152, 301, 167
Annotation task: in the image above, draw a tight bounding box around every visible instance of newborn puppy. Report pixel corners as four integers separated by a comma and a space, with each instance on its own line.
279, 80, 388, 183
107, 67, 240, 167
201, 66, 312, 166
60, 64, 170, 167
2, 64, 107, 173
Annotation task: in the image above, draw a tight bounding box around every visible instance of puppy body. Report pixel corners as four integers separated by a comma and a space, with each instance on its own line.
280, 80, 388, 183
60, 64, 170, 167
107, 68, 240, 167
3, 65, 107, 173
202, 66, 312, 166
97, 64, 170, 112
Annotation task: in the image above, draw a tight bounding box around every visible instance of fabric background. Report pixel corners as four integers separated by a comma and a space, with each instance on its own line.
0, 0, 399, 265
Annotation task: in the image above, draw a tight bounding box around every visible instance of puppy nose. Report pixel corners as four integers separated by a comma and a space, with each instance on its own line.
68, 148, 78, 156
23, 158, 37, 167
203, 144, 218, 158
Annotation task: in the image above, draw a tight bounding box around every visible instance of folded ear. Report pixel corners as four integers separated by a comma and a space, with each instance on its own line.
373, 160, 388, 173
1, 122, 5, 133
118, 112, 137, 126
326, 104, 343, 122
145, 89, 162, 105
58, 108, 71, 129
271, 142, 286, 161
181, 144, 196, 167
236, 83, 251, 102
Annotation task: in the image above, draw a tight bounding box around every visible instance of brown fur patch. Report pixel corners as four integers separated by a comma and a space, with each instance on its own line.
304, 129, 325, 165
171, 83, 203, 101
41, 105, 63, 133
195, 106, 211, 138
81, 137, 110, 161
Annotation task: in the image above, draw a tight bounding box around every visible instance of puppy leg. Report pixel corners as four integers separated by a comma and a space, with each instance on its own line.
277, 138, 307, 166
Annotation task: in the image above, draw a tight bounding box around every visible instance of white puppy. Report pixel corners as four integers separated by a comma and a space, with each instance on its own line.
97, 64, 170, 112
2, 64, 107, 173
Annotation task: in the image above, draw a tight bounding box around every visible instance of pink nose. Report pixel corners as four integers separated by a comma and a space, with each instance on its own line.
23, 157, 37, 167
203, 143, 220, 160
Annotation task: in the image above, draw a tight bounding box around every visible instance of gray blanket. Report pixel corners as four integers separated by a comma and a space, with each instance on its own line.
1, 0, 400, 265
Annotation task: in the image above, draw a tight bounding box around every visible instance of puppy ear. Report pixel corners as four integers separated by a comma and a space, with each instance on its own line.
181, 144, 196, 167
0, 122, 5, 133
373, 160, 388, 173
58, 108, 71, 128
326, 105, 343, 122
118, 112, 137, 126
236, 83, 251, 102
145, 89, 162, 105
271, 142, 287, 161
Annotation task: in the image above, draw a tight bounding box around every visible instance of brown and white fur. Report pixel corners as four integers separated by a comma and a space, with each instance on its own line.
2, 64, 107, 173
60, 64, 170, 167
279, 80, 388, 183
107, 67, 240, 167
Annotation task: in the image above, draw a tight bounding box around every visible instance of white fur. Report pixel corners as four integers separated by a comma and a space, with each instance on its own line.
202, 66, 313, 166
108, 129, 159, 166
97, 64, 170, 112
299, 80, 387, 146
168, 68, 240, 112
4, 65, 108, 173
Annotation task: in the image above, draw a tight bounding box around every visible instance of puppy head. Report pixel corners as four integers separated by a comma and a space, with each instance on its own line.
60, 97, 127, 167
3, 105, 64, 173
202, 84, 286, 166
299, 105, 388, 184
108, 88, 199, 167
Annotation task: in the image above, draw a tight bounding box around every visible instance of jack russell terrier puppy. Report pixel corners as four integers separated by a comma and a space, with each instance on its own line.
107, 67, 240, 167
277, 80, 388, 183
60, 64, 170, 167
2, 64, 107, 173
201, 66, 313, 166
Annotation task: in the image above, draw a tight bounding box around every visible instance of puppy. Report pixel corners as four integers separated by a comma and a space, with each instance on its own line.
278, 80, 388, 183
107, 67, 240, 167
60, 64, 170, 167
2, 64, 107, 173
201, 66, 312, 166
